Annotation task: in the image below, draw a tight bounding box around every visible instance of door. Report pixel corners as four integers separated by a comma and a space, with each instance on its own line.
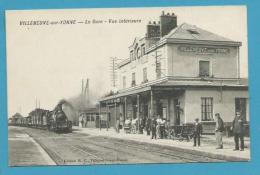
143, 104, 148, 119
156, 101, 163, 117
133, 105, 137, 119
162, 107, 167, 120
174, 99, 180, 125
87, 114, 96, 128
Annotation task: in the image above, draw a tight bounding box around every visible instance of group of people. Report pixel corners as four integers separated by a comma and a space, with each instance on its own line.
122, 115, 168, 138
120, 111, 246, 151
80, 117, 88, 128
149, 116, 168, 139
193, 112, 246, 151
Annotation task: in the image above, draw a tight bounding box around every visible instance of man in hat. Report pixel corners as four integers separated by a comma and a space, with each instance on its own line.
231, 112, 245, 151
146, 117, 151, 135
80, 116, 84, 128
214, 113, 225, 149
116, 116, 120, 133
156, 115, 162, 139
151, 116, 157, 139
193, 118, 202, 147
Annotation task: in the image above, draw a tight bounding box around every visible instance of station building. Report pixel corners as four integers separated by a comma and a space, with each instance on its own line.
99, 11, 249, 133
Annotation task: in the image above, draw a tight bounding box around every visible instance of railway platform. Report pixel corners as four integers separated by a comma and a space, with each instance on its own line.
8, 126, 56, 166
73, 127, 250, 161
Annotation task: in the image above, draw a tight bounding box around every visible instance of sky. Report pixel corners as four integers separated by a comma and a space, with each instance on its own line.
6, 6, 248, 117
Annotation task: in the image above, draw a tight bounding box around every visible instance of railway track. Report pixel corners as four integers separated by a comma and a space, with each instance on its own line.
33, 138, 106, 165
101, 137, 225, 162
77, 137, 225, 163
20, 127, 233, 165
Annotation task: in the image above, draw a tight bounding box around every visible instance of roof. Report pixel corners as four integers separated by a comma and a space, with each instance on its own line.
79, 108, 99, 113
100, 77, 248, 102
118, 22, 242, 68
12, 113, 23, 118
153, 80, 248, 88
164, 23, 236, 42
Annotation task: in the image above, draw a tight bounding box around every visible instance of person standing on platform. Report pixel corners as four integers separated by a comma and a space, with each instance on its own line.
160, 118, 166, 139
81, 118, 84, 128
165, 120, 171, 139
84, 116, 88, 128
231, 112, 245, 151
214, 113, 225, 149
146, 117, 151, 135
119, 113, 124, 131
156, 115, 162, 139
139, 117, 145, 134
193, 118, 202, 147
116, 116, 120, 133
151, 117, 157, 139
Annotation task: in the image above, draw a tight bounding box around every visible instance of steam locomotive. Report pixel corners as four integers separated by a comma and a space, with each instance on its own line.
10, 100, 73, 133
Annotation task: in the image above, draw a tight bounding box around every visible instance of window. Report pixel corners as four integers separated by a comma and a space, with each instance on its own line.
141, 44, 145, 56
201, 97, 213, 121
187, 29, 200, 34
143, 68, 148, 82
199, 61, 210, 77
122, 76, 126, 88
235, 98, 247, 121
131, 72, 136, 86
137, 48, 141, 59
91, 115, 95, 121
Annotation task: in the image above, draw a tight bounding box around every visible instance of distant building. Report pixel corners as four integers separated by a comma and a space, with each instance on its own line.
10, 113, 24, 125
99, 11, 248, 133
78, 108, 107, 128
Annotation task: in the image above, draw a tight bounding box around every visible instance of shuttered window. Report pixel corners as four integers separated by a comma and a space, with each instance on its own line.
201, 97, 213, 121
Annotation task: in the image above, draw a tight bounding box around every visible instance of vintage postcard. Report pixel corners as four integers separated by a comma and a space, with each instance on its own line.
6, 6, 249, 166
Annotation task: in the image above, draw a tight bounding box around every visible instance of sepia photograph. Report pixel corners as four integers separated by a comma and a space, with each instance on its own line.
6, 6, 249, 166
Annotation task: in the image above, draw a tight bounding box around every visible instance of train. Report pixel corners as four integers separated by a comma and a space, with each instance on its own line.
10, 100, 73, 133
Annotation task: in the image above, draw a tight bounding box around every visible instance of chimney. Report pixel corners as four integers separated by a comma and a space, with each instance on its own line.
160, 11, 177, 37
146, 20, 160, 38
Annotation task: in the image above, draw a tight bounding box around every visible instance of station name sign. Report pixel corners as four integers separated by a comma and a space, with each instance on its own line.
178, 46, 230, 54
105, 98, 121, 105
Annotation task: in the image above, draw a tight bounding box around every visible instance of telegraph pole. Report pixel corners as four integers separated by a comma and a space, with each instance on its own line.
110, 57, 117, 89
84, 78, 90, 104
81, 78, 90, 107
81, 79, 84, 95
